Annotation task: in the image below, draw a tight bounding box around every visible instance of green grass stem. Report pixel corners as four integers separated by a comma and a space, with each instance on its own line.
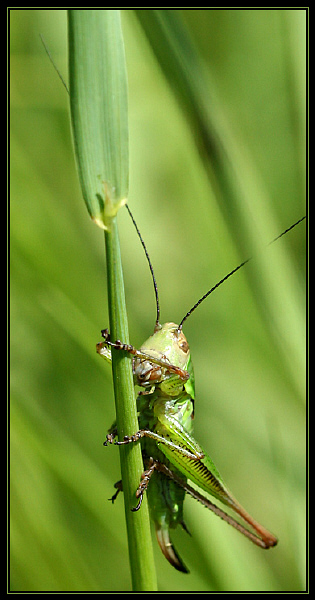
104, 218, 157, 591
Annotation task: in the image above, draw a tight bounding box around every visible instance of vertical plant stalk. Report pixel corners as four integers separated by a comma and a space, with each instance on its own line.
68, 9, 157, 590
104, 217, 157, 591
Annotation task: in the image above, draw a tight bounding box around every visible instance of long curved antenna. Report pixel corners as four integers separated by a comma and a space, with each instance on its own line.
178, 258, 250, 331
178, 216, 306, 331
267, 216, 306, 245
39, 40, 161, 327
125, 204, 160, 328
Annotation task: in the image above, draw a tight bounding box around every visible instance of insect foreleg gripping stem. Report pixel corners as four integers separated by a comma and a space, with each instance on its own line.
98, 328, 190, 381
100, 328, 138, 354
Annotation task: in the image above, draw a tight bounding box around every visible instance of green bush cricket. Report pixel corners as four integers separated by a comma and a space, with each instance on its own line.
97, 205, 305, 573
41, 25, 305, 577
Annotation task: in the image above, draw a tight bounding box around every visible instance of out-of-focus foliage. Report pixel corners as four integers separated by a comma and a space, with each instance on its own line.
10, 9, 306, 592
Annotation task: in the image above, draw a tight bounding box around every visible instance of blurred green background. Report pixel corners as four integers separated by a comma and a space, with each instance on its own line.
10, 9, 306, 592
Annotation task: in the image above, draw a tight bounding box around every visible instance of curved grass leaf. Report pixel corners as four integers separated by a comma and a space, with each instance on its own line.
68, 10, 129, 230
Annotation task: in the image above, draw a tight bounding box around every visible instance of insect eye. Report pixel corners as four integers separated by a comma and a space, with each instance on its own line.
179, 340, 189, 353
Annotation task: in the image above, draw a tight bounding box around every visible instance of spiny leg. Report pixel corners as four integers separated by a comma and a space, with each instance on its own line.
106, 459, 160, 512
131, 458, 158, 512
154, 462, 276, 549
107, 459, 168, 512
113, 428, 203, 460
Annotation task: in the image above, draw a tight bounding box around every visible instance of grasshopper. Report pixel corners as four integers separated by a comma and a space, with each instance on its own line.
97, 207, 305, 572
40, 32, 305, 573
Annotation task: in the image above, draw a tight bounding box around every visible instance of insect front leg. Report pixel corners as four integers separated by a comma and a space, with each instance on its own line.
97, 328, 190, 382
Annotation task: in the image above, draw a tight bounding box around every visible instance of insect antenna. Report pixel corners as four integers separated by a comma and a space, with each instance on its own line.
267, 216, 306, 246
40, 34, 69, 93
178, 215, 306, 331
125, 204, 160, 329
39, 40, 161, 328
